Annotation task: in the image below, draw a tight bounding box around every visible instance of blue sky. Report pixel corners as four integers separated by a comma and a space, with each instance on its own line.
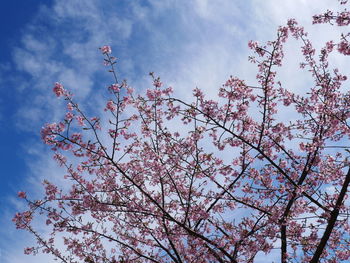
0, 0, 345, 262
0, 0, 51, 203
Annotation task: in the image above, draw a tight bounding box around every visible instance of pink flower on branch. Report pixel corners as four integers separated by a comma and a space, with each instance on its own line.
24, 247, 35, 255
53, 82, 66, 97
41, 122, 65, 145
13, 211, 33, 229
338, 40, 350, 55
109, 83, 120, 92
105, 100, 116, 111
18, 191, 26, 199
100, 45, 112, 54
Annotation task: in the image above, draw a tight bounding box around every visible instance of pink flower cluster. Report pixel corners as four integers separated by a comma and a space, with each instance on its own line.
13, 211, 32, 229
313, 4, 350, 56
338, 40, 350, 55
41, 122, 65, 145
109, 83, 120, 92
53, 82, 66, 97
105, 100, 116, 111
100, 45, 112, 54
18, 191, 26, 199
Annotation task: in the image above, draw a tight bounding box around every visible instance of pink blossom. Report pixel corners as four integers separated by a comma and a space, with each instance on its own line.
127, 87, 134, 94
24, 247, 35, 255
18, 191, 26, 199
44, 181, 58, 201
41, 123, 60, 144
100, 45, 112, 54
67, 103, 74, 111
53, 153, 67, 166
105, 100, 116, 111
13, 211, 32, 229
109, 83, 120, 92
248, 40, 258, 50
53, 82, 65, 97
76, 115, 85, 126
65, 112, 74, 121
153, 78, 162, 88
338, 40, 350, 55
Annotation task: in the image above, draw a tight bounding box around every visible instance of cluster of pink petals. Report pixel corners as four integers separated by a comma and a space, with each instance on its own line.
105, 100, 116, 111
41, 122, 65, 144
313, 4, 350, 56
13, 211, 32, 229
338, 40, 350, 55
53, 82, 66, 97
17, 191, 26, 199
109, 83, 120, 92
100, 45, 112, 54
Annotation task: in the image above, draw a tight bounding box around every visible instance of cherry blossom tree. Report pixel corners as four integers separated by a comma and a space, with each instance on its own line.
13, 1, 350, 262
